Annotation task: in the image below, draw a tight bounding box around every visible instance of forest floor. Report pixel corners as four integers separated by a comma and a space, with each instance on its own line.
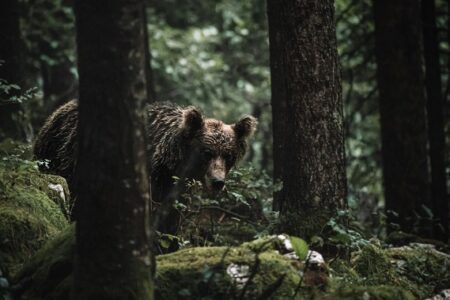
1, 139, 449, 300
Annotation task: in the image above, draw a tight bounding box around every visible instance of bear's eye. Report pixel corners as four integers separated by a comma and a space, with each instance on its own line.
224, 153, 236, 166
202, 149, 214, 160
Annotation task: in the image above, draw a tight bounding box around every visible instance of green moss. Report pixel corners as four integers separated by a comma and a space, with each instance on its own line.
321, 284, 415, 300
329, 243, 450, 299
241, 235, 281, 252
385, 245, 450, 298
15, 225, 154, 300
329, 259, 360, 284
386, 231, 449, 251
14, 228, 303, 300
0, 157, 69, 275
155, 246, 301, 299
73, 255, 154, 300
352, 244, 395, 282
14, 226, 450, 300
9, 194, 450, 300
14, 225, 75, 300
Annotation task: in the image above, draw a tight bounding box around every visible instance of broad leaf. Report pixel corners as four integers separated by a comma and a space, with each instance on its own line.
289, 236, 309, 260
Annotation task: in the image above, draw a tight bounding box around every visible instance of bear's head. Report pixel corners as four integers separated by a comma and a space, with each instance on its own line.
180, 107, 257, 194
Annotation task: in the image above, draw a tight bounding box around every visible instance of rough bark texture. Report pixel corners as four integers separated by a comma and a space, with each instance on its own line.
72, 0, 153, 299
422, 0, 448, 241
268, 0, 347, 237
0, 0, 30, 141
373, 0, 432, 236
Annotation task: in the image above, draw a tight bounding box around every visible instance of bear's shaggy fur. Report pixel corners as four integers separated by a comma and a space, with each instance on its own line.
34, 100, 257, 231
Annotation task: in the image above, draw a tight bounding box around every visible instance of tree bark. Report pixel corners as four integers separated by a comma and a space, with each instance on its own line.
268, 0, 347, 238
373, 0, 432, 236
0, 0, 30, 141
422, 0, 448, 241
72, 0, 153, 298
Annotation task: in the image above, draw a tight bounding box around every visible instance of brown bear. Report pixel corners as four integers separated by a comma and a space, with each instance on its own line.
34, 99, 257, 233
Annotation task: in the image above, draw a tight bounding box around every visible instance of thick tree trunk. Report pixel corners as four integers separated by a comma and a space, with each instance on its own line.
72, 0, 153, 299
422, 0, 448, 241
373, 0, 432, 236
268, 0, 347, 238
0, 0, 30, 141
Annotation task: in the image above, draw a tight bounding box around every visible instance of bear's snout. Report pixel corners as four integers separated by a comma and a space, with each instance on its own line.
211, 177, 225, 191
205, 157, 226, 193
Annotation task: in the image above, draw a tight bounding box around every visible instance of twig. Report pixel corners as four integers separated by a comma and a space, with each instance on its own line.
292, 252, 311, 297
198, 205, 259, 226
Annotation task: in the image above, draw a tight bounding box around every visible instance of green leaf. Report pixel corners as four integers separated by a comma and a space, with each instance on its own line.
289, 236, 309, 260
310, 235, 324, 248
159, 238, 170, 249
329, 233, 352, 245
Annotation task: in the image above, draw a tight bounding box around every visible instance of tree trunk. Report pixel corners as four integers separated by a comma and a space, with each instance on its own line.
268, 0, 347, 238
0, 0, 30, 141
373, 0, 432, 236
72, 0, 153, 298
422, 0, 448, 241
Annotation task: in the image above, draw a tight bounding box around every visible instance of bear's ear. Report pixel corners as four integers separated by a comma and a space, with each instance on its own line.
182, 107, 204, 137
233, 115, 257, 139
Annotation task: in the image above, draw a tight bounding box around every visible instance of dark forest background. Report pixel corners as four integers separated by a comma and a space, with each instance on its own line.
1, 0, 450, 298
2, 0, 449, 238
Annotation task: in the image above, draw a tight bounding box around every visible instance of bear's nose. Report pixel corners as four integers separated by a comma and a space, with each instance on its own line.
211, 178, 225, 191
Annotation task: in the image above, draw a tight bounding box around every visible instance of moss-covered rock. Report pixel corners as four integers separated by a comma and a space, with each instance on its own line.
385, 245, 450, 297
386, 231, 450, 252
155, 246, 301, 299
13, 228, 305, 299
13, 225, 75, 300
15, 226, 450, 300
330, 243, 450, 299
320, 284, 415, 300
0, 152, 70, 276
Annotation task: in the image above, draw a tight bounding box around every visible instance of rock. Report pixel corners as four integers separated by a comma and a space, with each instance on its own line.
0, 154, 69, 276
13, 228, 305, 299
425, 289, 450, 300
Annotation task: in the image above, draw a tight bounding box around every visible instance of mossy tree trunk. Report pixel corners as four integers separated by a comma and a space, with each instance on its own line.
268, 0, 347, 237
421, 0, 448, 241
0, 0, 30, 142
72, 0, 153, 299
373, 0, 432, 236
